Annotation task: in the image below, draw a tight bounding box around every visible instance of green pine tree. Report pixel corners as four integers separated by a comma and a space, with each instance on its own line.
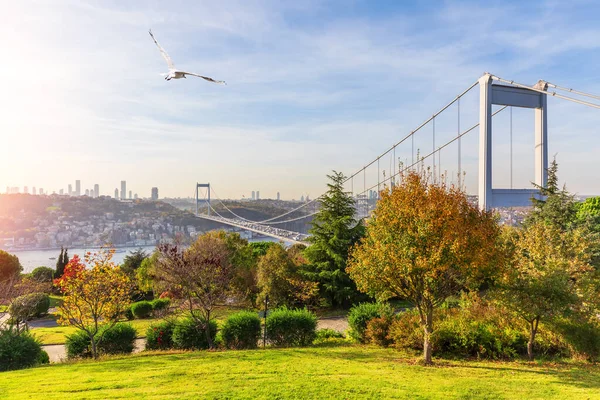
304, 171, 366, 307
526, 158, 576, 231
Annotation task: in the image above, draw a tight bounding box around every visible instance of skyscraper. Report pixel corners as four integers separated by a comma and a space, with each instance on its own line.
59, 189, 64, 195
151, 187, 159, 201
129, 190, 132, 200
256, 191, 260, 200
277, 192, 280, 201
251, 191, 255, 200
68, 184, 72, 196
94, 184, 99, 198
24, 186, 29, 194
39, 188, 44, 195
114, 188, 119, 199
75, 180, 81, 196
85, 189, 90, 197
32, 187, 37, 195
121, 181, 126, 200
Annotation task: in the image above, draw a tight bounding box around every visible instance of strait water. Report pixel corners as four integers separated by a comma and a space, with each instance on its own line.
11, 236, 281, 273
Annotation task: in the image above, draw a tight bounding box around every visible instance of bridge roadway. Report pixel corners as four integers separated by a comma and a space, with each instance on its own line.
195, 214, 310, 245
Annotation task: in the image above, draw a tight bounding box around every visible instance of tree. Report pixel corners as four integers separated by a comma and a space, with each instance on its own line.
257, 243, 318, 308
305, 171, 365, 307
0, 250, 21, 282
55, 247, 69, 279
121, 248, 148, 277
527, 158, 576, 231
55, 251, 132, 359
347, 169, 502, 365
496, 221, 595, 361
157, 233, 234, 349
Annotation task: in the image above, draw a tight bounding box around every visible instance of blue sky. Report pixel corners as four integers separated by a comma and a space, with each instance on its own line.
2, 0, 600, 199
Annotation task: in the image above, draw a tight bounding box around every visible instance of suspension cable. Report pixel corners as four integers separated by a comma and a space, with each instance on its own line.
355, 106, 509, 197
490, 75, 600, 110
546, 82, 600, 101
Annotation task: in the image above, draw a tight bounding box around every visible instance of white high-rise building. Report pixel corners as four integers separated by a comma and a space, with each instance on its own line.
256, 191, 260, 200
59, 189, 64, 195
277, 192, 280, 201
39, 188, 44, 195
114, 188, 119, 199
32, 187, 37, 195
94, 184, 99, 198
251, 191, 255, 200
75, 180, 81, 196
68, 184, 72, 196
121, 181, 126, 200
129, 190, 132, 200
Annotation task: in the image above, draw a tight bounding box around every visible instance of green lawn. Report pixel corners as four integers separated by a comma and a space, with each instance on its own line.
2, 345, 599, 399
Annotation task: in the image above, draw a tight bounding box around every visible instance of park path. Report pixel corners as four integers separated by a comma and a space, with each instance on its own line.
41, 316, 349, 363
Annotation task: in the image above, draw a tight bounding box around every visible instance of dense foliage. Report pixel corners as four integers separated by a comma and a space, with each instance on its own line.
221, 311, 262, 350
0, 328, 45, 371
30, 267, 55, 283
347, 302, 393, 344
266, 307, 317, 347
0, 250, 21, 282
172, 318, 218, 350
8, 292, 50, 323
65, 323, 137, 358
131, 301, 153, 319
145, 320, 176, 350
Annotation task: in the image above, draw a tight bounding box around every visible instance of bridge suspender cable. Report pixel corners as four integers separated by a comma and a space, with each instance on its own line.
354, 106, 509, 198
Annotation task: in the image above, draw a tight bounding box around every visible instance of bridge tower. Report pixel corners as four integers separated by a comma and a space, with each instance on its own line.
195, 183, 211, 216
478, 73, 548, 210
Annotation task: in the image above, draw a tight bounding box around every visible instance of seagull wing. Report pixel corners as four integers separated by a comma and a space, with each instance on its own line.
149, 29, 174, 69
181, 72, 226, 85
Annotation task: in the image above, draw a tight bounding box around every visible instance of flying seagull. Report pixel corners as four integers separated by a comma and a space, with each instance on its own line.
149, 29, 226, 84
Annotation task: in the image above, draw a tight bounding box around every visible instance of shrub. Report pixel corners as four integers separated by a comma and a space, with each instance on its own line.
314, 328, 345, 345
124, 306, 135, 321
131, 301, 153, 319
266, 307, 317, 347
146, 320, 176, 350
365, 316, 393, 347
348, 302, 394, 343
37, 350, 50, 365
65, 323, 137, 358
151, 298, 170, 311
0, 328, 45, 371
388, 309, 423, 350
172, 318, 218, 350
31, 266, 55, 283
9, 292, 51, 322
221, 311, 261, 350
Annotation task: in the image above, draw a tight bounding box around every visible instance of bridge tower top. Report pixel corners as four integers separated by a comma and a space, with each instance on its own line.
195, 183, 211, 216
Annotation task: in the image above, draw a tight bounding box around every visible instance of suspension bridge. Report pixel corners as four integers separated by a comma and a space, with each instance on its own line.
193, 73, 600, 244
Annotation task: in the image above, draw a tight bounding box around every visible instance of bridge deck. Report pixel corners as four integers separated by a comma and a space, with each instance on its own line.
195, 214, 310, 245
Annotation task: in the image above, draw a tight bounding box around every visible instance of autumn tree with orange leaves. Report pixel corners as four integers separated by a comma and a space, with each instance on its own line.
347, 169, 502, 365
55, 250, 132, 359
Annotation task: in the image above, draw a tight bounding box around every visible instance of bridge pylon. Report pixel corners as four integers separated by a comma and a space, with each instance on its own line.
195, 183, 211, 216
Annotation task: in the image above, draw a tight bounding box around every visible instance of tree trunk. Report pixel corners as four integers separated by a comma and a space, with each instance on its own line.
91, 336, 98, 359
422, 308, 434, 365
527, 317, 539, 361
205, 310, 214, 349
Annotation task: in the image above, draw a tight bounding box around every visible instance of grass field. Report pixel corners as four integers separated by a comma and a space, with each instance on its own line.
1, 345, 599, 399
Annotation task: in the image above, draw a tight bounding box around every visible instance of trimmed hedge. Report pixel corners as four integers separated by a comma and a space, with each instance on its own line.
65, 323, 137, 358
172, 318, 218, 350
131, 301, 153, 319
146, 320, 176, 350
151, 298, 170, 313
9, 292, 51, 322
221, 311, 261, 350
0, 328, 45, 371
266, 307, 317, 347
348, 302, 394, 343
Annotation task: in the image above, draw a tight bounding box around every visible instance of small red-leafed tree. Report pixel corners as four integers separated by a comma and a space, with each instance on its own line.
157, 232, 234, 349
55, 250, 132, 359
347, 169, 503, 365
